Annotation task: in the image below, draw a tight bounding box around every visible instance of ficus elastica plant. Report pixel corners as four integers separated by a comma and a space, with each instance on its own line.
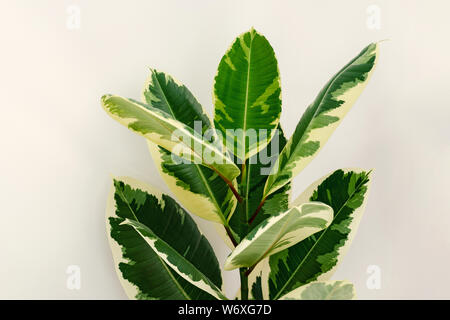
101, 28, 379, 300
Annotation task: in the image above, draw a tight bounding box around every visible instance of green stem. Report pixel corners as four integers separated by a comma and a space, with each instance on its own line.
248, 196, 266, 224
239, 162, 249, 237
240, 268, 248, 300
225, 225, 238, 247
238, 162, 250, 300
209, 166, 243, 203
244, 264, 256, 277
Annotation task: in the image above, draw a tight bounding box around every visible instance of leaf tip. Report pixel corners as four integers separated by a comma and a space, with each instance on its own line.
101, 94, 111, 102
377, 38, 391, 44
112, 178, 122, 191
101, 94, 114, 110
223, 261, 234, 271
109, 173, 117, 182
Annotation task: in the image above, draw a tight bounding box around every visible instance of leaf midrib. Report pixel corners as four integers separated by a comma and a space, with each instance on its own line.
152, 72, 177, 119
194, 162, 227, 224
116, 186, 191, 300
272, 177, 367, 300
152, 78, 228, 224
244, 162, 252, 220
272, 48, 371, 190
120, 97, 235, 174
241, 32, 254, 160
248, 208, 297, 268
132, 223, 227, 300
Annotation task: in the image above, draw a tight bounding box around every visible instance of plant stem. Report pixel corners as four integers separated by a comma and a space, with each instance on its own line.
226, 180, 243, 203
244, 264, 256, 277
209, 166, 243, 203
240, 268, 248, 300
225, 225, 238, 247
248, 196, 266, 224
237, 162, 250, 300
239, 162, 249, 236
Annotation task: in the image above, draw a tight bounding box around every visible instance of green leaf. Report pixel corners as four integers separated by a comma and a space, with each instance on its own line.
124, 218, 227, 300
250, 275, 264, 300
101, 94, 240, 182
279, 280, 356, 300
228, 127, 291, 241
263, 43, 378, 198
224, 202, 333, 270
214, 28, 282, 161
141, 69, 237, 224
268, 169, 371, 300
149, 144, 237, 224
106, 177, 223, 300
142, 68, 212, 132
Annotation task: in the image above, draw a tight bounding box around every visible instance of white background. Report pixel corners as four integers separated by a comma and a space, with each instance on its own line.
1, 0, 449, 299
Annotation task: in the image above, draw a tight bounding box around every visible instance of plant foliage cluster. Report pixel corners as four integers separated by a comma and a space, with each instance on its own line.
101, 28, 378, 300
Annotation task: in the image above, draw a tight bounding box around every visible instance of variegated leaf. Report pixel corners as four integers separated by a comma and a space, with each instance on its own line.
231, 128, 291, 298
141, 69, 237, 224
279, 280, 356, 300
264, 43, 378, 198
228, 127, 291, 242
101, 94, 240, 182
149, 143, 237, 224
106, 177, 223, 300
142, 68, 212, 132
124, 218, 227, 300
214, 28, 281, 161
268, 169, 371, 300
248, 259, 271, 300
224, 202, 333, 270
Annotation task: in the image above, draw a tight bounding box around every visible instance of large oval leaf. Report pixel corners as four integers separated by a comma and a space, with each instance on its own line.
123, 219, 227, 300
268, 169, 371, 300
214, 28, 281, 161
264, 43, 378, 198
106, 176, 223, 300
101, 95, 240, 182
224, 202, 333, 270
141, 69, 237, 224
279, 280, 356, 300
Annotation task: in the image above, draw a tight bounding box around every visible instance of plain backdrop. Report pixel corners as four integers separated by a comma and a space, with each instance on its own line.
1, 0, 449, 299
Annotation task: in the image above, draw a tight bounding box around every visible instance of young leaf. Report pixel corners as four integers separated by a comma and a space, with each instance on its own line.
268, 169, 371, 300
106, 177, 223, 300
243, 128, 290, 224
228, 127, 291, 241
123, 219, 228, 300
141, 69, 237, 224
142, 68, 212, 132
214, 28, 282, 161
224, 202, 333, 270
101, 95, 240, 182
264, 43, 379, 198
279, 280, 356, 300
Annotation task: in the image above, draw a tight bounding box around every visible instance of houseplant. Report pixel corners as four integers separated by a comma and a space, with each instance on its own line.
101, 28, 378, 300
